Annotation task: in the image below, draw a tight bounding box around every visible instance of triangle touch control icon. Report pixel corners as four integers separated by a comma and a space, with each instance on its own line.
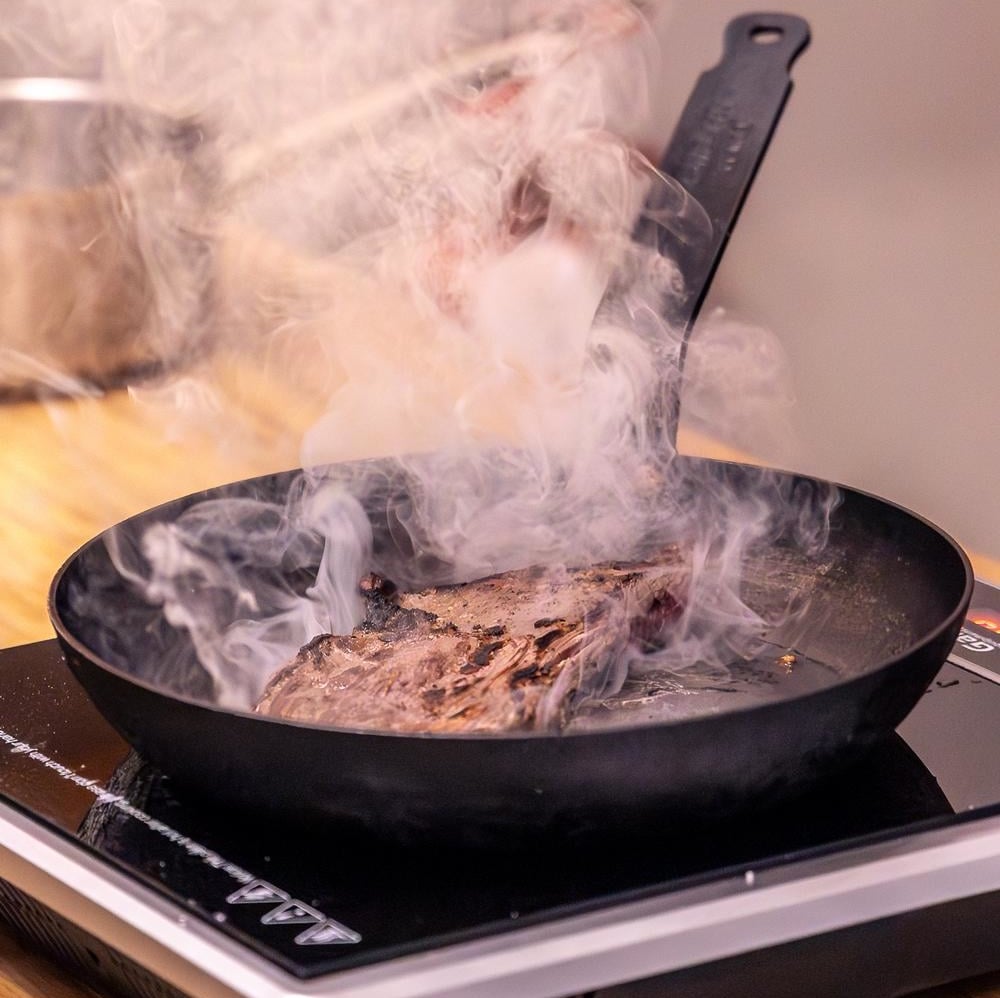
226, 880, 290, 906
295, 919, 363, 945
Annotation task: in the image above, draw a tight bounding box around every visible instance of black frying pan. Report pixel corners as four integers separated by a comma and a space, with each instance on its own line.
49, 14, 974, 844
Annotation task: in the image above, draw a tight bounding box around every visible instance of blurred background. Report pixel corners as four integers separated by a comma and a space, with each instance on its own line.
649, 0, 1000, 561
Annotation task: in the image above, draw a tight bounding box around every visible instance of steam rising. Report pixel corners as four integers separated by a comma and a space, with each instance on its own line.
7, 2, 840, 713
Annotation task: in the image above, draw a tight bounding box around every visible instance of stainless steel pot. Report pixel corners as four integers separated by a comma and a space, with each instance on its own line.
0, 77, 213, 397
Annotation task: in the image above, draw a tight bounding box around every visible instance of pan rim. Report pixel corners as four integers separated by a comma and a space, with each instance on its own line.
47, 457, 975, 744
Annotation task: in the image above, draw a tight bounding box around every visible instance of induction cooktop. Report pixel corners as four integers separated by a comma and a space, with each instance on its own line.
2, 582, 1000, 998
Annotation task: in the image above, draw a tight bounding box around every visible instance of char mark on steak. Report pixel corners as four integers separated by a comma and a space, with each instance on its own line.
254, 555, 684, 734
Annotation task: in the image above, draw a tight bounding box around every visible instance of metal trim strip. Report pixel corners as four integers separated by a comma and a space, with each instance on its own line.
948, 653, 1000, 685
3, 800, 1000, 997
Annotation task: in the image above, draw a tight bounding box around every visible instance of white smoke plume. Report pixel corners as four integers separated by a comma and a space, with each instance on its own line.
3, 2, 838, 710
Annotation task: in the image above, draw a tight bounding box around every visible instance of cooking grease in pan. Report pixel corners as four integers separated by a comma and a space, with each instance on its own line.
569, 642, 841, 731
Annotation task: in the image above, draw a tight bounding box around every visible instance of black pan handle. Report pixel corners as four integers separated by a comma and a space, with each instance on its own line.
641, 12, 810, 441
655, 12, 810, 331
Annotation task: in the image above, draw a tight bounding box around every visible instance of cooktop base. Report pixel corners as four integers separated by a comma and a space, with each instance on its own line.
1, 580, 1000, 997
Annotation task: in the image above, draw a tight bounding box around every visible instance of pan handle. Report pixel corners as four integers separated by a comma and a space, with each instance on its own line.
641, 12, 810, 440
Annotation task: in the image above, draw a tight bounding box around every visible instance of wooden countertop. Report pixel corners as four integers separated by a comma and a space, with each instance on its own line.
1, 378, 999, 996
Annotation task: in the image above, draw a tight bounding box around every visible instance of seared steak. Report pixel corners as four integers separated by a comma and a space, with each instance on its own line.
254, 556, 683, 733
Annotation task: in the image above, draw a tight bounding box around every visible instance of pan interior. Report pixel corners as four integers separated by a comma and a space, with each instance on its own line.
571, 534, 918, 731
52, 459, 969, 732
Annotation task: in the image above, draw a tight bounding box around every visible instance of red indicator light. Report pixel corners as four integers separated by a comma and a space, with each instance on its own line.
969, 610, 1000, 633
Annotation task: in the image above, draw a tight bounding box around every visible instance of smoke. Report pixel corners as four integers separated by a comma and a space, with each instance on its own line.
7, 2, 840, 712
682, 308, 802, 464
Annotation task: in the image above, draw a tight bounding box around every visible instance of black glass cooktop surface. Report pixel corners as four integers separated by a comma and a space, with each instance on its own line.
2, 581, 1000, 980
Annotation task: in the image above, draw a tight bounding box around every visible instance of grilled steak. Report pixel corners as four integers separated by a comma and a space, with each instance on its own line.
254, 556, 683, 733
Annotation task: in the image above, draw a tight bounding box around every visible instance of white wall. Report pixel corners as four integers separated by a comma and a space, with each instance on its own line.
650, 1, 1000, 561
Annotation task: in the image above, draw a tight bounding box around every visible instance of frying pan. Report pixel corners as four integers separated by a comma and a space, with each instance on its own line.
49, 14, 974, 844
